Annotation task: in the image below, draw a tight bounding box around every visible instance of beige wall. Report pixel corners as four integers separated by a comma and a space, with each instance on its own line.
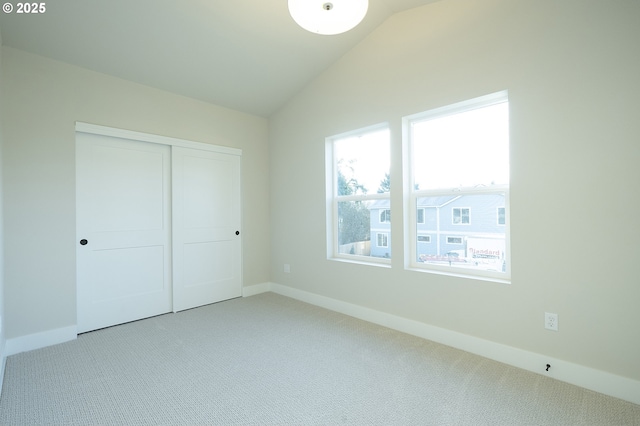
269, 0, 640, 381
1, 47, 270, 339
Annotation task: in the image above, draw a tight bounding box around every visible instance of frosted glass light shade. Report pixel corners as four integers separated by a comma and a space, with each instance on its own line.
288, 0, 369, 35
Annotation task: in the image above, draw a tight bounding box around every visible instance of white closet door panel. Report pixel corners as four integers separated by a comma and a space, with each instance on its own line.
77, 133, 172, 333
182, 155, 235, 229
90, 246, 166, 302
173, 147, 241, 312
89, 144, 166, 232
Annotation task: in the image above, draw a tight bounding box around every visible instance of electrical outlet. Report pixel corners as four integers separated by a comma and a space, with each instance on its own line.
545, 312, 558, 331
284, 264, 291, 273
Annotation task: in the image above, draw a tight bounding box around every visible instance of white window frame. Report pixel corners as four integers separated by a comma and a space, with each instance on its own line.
379, 209, 391, 223
403, 91, 510, 282
326, 123, 391, 266
446, 236, 464, 245
377, 233, 389, 247
452, 207, 470, 225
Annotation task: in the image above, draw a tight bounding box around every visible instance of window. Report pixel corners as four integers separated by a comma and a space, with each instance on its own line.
380, 209, 391, 223
417, 235, 431, 243
453, 207, 470, 225
405, 91, 510, 280
326, 125, 391, 263
497, 207, 505, 225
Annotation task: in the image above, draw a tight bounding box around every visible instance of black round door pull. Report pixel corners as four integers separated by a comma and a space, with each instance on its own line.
80, 239, 88, 245
235, 231, 240, 235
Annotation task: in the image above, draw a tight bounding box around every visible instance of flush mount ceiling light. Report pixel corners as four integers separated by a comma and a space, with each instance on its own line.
288, 0, 369, 35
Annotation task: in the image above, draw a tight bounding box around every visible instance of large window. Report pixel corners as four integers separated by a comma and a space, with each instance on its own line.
405, 91, 510, 280
326, 125, 391, 263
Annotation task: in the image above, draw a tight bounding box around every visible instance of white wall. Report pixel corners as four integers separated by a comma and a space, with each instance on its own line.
269, 0, 640, 384
1, 47, 270, 341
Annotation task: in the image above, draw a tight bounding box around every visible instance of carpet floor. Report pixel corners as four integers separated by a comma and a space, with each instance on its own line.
1, 292, 639, 425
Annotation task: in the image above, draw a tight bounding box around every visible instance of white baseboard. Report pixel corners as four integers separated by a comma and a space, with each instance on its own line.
242, 282, 272, 297
268, 282, 640, 406
5, 325, 77, 356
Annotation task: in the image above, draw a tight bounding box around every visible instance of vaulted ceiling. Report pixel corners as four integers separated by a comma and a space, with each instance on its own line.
0, 0, 440, 117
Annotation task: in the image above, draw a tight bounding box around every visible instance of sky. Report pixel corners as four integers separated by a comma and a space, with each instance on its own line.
412, 101, 509, 189
334, 128, 390, 194
333, 100, 509, 193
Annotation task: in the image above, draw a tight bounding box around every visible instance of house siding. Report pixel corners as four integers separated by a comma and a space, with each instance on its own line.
369, 193, 506, 260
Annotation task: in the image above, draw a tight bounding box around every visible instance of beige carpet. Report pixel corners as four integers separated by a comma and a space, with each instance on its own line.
1, 292, 639, 425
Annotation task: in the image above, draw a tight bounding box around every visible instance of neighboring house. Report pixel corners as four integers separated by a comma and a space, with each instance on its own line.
369, 199, 392, 259
368, 194, 506, 267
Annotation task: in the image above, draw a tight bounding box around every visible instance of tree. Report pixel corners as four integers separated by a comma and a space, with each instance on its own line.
337, 168, 370, 246
377, 172, 390, 193
338, 202, 370, 245
337, 159, 367, 196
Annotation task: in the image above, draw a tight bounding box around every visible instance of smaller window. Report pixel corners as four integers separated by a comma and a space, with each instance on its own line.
453, 208, 470, 225
497, 207, 505, 225
417, 235, 431, 243
380, 209, 391, 223
377, 233, 389, 247
417, 208, 425, 224
447, 236, 463, 244
327, 124, 391, 265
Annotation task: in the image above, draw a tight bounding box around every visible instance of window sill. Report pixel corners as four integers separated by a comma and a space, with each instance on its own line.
329, 256, 392, 268
406, 265, 511, 285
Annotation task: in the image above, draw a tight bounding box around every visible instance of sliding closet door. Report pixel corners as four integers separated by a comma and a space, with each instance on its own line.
172, 147, 242, 312
76, 133, 172, 333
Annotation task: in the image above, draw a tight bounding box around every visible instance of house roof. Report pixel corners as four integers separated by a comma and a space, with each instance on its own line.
417, 196, 460, 207
367, 194, 505, 210
368, 196, 458, 210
